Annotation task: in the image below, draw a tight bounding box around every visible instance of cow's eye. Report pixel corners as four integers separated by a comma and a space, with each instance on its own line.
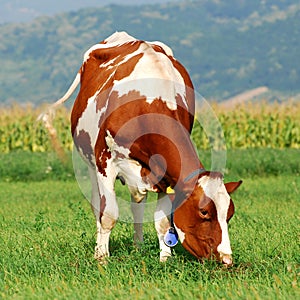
199, 209, 210, 219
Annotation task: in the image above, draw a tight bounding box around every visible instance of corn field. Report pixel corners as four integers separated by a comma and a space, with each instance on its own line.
0, 102, 299, 153
0, 104, 73, 153
193, 101, 300, 150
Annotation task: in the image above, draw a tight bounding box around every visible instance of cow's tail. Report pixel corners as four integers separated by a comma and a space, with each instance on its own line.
37, 72, 80, 162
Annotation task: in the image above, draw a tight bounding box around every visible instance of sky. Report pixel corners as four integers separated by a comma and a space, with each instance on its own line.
0, 0, 177, 24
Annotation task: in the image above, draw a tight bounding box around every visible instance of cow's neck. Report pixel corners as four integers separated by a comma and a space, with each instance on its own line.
144, 130, 203, 195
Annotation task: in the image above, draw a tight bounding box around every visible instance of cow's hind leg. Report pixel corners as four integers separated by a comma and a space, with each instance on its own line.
89, 167, 118, 263
154, 193, 172, 262
131, 194, 147, 247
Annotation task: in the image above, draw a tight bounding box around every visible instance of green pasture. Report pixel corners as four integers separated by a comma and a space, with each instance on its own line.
0, 149, 299, 299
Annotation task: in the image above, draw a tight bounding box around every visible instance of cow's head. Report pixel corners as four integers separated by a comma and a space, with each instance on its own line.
173, 172, 242, 266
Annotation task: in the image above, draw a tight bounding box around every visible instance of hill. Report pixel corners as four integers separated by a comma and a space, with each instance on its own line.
0, 0, 299, 105
0, 0, 174, 24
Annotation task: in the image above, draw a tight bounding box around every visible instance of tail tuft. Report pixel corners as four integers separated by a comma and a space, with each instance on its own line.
37, 107, 67, 163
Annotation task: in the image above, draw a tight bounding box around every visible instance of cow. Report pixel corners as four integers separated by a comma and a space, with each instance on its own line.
40, 31, 242, 266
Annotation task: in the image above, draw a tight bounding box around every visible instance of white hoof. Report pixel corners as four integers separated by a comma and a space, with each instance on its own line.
160, 251, 172, 262
94, 246, 109, 264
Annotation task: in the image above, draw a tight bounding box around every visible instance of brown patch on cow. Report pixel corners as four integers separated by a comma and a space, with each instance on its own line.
198, 171, 223, 180
95, 85, 113, 114
100, 90, 147, 129
73, 129, 93, 163
227, 199, 235, 222
115, 151, 126, 160
96, 148, 111, 176
150, 44, 167, 55
140, 167, 150, 178
99, 194, 106, 219
114, 53, 144, 81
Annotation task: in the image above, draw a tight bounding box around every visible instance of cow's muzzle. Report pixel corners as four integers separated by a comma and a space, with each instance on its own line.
219, 253, 233, 267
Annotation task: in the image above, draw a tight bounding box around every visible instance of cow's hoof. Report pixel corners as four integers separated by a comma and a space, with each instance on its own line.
94, 253, 108, 265
160, 251, 172, 262
94, 247, 109, 264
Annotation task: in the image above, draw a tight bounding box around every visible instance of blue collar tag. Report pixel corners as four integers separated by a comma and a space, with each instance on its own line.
163, 227, 179, 247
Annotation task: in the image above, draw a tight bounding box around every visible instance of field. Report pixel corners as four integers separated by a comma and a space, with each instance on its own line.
0, 103, 299, 299
0, 149, 299, 299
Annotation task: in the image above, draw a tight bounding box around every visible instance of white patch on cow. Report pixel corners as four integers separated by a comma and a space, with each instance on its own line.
105, 131, 154, 202
105, 31, 137, 45
153, 194, 173, 261
113, 42, 187, 111
174, 224, 186, 243
105, 131, 130, 157
75, 94, 105, 161
198, 176, 232, 256
88, 154, 119, 261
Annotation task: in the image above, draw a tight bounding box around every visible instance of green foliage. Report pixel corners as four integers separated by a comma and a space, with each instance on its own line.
0, 151, 74, 182
226, 148, 300, 179
0, 103, 299, 155
0, 1, 300, 104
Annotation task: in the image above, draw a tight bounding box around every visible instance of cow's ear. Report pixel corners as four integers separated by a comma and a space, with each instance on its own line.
225, 180, 242, 194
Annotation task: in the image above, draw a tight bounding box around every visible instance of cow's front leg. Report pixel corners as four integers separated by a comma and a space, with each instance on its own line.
154, 193, 172, 262
89, 167, 118, 263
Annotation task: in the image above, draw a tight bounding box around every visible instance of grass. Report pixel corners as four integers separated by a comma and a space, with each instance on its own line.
0, 148, 299, 182
0, 149, 299, 299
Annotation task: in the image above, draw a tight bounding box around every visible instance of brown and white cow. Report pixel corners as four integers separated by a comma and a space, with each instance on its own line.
41, 31, 242, 265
